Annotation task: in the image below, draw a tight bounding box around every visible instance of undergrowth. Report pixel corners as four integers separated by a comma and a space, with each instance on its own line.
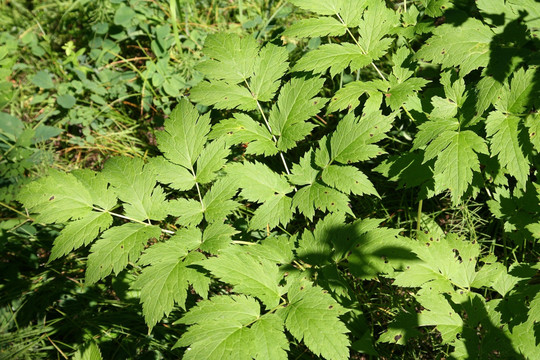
2, 0, 540, 359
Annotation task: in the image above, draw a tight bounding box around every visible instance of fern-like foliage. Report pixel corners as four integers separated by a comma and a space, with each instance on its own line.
16, 0, 540, 358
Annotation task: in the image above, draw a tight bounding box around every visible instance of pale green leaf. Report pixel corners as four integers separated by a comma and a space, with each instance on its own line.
146, 157, 195, 191
416, 290, 463, 343
424, 130, 488, 203
327, 80, 382, 113
49, 211, 113, 261
485, 111, 530, 187
252, 313, 289, 360
226, 161, 292, 202
330, 111, 393, 164
283, 17, 346, 38
250, 44, 289, 101
526, 112, 540, 152
355, 1, 399, 60
281, 280, 350, 360
179, 295, 260, 325
417, 18, 494, 76
72, 169, 117, 211
268, 77, 326, 151
169, 198, 204, 227
209, 113, 277, 156
102, 157, 167, 221
292, 182, 352, 220
202, 177, 239, 223
321, 165, 377, 196
86, 224, 161, 284
201, 222, 238, 254
189, 81, 257, 111
293, 43, 371, 77
288, 0, 342, 15
156, 99, 210, 169
203, 246, 282, 308
195, 138, 229, 184
196, 33, 259, 84
250, 194, 294, 230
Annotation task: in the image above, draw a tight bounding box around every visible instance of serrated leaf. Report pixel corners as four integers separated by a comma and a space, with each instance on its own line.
202, 177, 239, 223
156, 99, 210, 169
485, 111, 530, 187
203, 246, 282, 308
526, 112, 540, 152
209, 113, 277, 156
281, 280, 350, 360
49, 211, 113, 261
250, 44, 289, 101
413, 118, 459, 150
417, 18, 494, 76
252, 313, 289, 360
170, 198, 204, 227
196, 33, 259, 84
327, 80, 382, 113
294, 43, 371, 77
72, 169, 117, 211
18, 170, 93, 223
292, 182, 352, 220
179, 295, 260, 325
288, 0, 342, 15
329, 111, 392, 164
355, 0, 399, 60
268, 77, 326, 151
226, 161, 293, 202
146, 157, 195, 191
201, 222, 238, 254
416, 290, 463, 343
424, 130, 488, 204
250, 195, 294, 230
189, 81, 257, 111
86, 224, 161, 284
247, 235, 295, 264
283, 17, 346, 38
321, 165, 377, 196
102, 157, 167, 221
134, 231, 208, 329
195, 138, 229, 184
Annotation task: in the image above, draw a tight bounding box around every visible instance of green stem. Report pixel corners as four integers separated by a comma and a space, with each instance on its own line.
416, 199, 423, 237
169, 0, 184, 54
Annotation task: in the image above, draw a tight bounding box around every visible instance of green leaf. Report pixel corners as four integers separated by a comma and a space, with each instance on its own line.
292, 182, 352, 220
250, 44, 289, 101
250, 195, 294, 230
329, 111, 393, 164
156, 99, 210, 169
134, 231, 209, 328
321, 165, 377, 196
283, 17, 347, 38
56, 94, 76, 109
417, 18, 494, 76
293, 43, 371, 77
202, 177, 239, 223
281, 280, 350, 360
202, 246, 282, 308
170, 198, 204, 227
195, 138, 229, 184
114, 5, 136, 26
49, 211, 113, 261
252, 313, 289, 360
18, 171, 94, 223
226, 161, 293, 202
209, 113, 277, 156
201, 222, 238, 254
423, 130, 488, 204
31, 70, 54, 89
174, 295, 262, 360
288, 0, 342, 15
485, 111, 530, 187
526, 112, 540, 152
268, 77, 326, 151
71, 170, 117, 211
102, 157, 167, 221
86, 223, 161, 284
147, 157, 196, 191
197, 33, 259, 84
189, 81, 257, 111
355, 0, 399, 60
416, 289, 463, 343
327, 80, 382, 113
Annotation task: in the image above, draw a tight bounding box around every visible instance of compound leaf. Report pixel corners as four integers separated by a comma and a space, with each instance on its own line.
86, 223, 161, 284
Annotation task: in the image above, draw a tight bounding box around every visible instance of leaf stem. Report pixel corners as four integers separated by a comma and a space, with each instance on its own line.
93, 206, 176, 235
416, 199, 423, 238
335, 13, 387, 81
